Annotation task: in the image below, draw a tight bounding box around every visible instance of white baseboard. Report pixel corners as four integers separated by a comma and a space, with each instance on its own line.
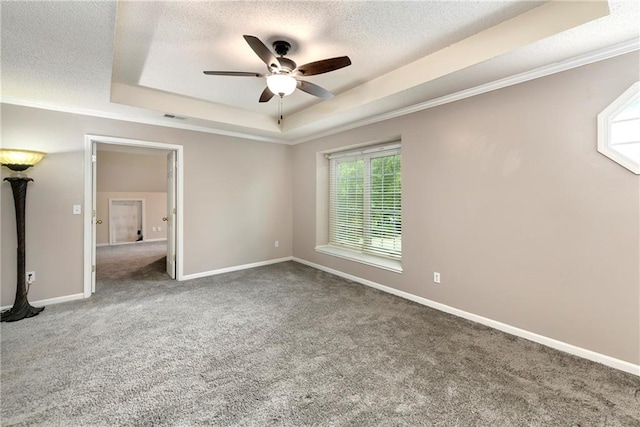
1, 293, 86, 312
6, 258, 636, 376
96, 239, 166, 247
293, 257, 640, 377
2, 256, 291, 311
181, 256, 294, 281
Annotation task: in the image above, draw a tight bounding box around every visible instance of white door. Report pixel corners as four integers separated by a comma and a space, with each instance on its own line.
166, 151, 176, 279
110, 200, 143, 243
91, 142, 97, 293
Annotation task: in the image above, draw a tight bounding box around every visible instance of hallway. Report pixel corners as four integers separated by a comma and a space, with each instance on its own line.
96, 241, 168, 289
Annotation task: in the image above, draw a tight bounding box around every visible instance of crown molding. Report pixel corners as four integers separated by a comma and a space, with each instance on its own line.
2, 39, 638, 146
0, 97, 287, 145
289, 38, 640, 145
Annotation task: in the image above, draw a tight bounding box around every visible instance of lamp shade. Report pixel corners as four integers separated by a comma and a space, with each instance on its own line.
0, 149, 46, 172
266, 75, 297, 97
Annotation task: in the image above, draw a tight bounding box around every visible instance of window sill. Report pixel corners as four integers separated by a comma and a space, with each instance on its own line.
315, 245, 402, 273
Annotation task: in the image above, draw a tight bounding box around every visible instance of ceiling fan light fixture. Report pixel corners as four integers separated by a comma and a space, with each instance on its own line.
267, 74, 297, 97
204, 35, 349, 103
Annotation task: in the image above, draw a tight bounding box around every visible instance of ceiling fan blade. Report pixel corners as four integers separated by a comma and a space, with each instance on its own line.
296, 56, 351, 76
203, 71, 264, 77
259, 87, 275, 103
297, 80, 334, 99
243, 35, 281, 71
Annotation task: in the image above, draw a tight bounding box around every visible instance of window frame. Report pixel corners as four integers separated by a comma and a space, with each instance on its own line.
315, 142, 402, 273
597, 81, 640, 175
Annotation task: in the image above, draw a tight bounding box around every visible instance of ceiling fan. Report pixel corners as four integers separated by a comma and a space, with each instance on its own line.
203, 35, 351, 103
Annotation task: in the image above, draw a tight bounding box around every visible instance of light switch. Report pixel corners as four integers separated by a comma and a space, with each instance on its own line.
73, 205, 82, 215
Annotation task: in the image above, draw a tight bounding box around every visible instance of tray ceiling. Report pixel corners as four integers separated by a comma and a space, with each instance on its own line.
1, 1, 639, 143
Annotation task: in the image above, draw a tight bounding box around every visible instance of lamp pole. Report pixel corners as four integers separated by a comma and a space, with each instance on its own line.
1, 176, 44, 322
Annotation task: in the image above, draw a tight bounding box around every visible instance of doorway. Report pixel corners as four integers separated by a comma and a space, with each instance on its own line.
83, 135, 184, 298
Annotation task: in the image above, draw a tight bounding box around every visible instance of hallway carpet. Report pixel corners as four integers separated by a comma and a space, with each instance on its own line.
1, 254, 638, 425
96, 241, 168, 282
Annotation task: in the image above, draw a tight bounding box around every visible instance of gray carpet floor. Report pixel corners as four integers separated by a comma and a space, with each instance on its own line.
1, 242, 639, 426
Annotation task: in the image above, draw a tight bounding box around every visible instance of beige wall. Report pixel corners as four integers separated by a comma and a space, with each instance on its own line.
96, 191, 167, 244
97, 150, 167, 192
180, 137, 293, 274
1, 150, 85, 304
1, 107, 292, 305
292, 52, 640, 365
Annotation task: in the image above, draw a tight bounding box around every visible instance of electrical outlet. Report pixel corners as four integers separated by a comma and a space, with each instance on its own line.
274, 240, 279, 248
158, 226, 161, 232
433, 272, 441, 284
152, 226, 157, 232
27, 271, 35, 284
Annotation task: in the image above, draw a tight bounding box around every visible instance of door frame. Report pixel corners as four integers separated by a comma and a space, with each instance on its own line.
108, 198, 146, 245
83, 135, 184, 298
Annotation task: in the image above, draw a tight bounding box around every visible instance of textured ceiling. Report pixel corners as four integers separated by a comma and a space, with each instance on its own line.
113, 1, 542, 113
1, 1, 639, 144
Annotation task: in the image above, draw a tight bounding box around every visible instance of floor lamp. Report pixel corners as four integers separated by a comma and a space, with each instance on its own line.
0, 148, 46, 322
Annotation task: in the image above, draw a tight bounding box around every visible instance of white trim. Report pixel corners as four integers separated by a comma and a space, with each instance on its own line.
175, 146, 184, 282
290, 39, 640, 145
327, 142, 402, 159
84, 135, 185, 300
315, 245, 402, 273
143, 238, 167, 243
84, 140, 94, 297
96, 239, 166, 247
293, 257, 640, 376
1, 40, 637, 146
181, 257, 294, 281
1, 293, 85, 312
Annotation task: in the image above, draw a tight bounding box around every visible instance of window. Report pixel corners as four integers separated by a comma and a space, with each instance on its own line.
597, 82, 640, 174
317, 143, 402, 272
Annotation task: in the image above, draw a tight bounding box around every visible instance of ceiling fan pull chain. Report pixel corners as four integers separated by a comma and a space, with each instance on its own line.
278, 96, 283, 125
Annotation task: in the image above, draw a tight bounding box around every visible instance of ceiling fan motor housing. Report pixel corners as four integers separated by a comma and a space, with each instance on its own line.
273, 40, 291, 56
277, 57, 297, 73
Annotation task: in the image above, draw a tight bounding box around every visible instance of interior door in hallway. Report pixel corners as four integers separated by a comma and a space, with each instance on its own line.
166, 151, 176, 279
91, 141, 97, 293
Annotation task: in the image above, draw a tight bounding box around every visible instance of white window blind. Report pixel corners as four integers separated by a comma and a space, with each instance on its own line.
329, 143, 401, 259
